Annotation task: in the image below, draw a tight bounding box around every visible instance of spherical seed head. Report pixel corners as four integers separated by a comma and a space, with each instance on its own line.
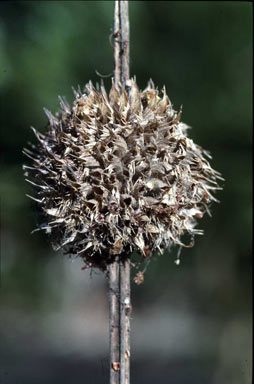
24, 79, 222, 270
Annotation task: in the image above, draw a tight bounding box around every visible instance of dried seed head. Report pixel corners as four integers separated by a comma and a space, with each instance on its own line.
23, 79, 223, 270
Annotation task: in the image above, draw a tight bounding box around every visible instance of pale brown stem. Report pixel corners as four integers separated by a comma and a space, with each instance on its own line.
113, 0, 130, 86
109, 262, 120, 384
114, 0, 121, 85
109, 260, 131, 384
120, 260, 131, 384
109, 2, 131, 384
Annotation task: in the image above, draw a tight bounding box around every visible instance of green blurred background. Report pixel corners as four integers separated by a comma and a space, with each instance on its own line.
0, 1, 252, 383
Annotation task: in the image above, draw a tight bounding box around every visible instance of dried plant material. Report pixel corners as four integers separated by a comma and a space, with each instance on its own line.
125, 304, 132, 314
133, 271, 144, 285
23, 79, 222, 270
112, 362, 120, 371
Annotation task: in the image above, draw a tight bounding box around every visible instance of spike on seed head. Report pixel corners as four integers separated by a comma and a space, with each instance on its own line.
24, 78, 222, 270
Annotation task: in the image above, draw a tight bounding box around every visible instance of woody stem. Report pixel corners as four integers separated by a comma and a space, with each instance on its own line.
109, 2, 131, 384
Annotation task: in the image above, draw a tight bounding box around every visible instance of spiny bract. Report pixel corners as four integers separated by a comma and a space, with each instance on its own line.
23, 79, 222, 270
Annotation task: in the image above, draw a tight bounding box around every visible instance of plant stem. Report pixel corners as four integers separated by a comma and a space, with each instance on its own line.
109, 262, 120, 384
113, 0, 130, 86
120, 260, 130, 384
109, 260, 131, 384
109, 2, 130, 384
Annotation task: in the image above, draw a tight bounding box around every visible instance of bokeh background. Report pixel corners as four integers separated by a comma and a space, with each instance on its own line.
0, 1, 252, 383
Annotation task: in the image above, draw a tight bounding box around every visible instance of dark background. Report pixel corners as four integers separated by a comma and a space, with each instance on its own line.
0, 1, 252, 384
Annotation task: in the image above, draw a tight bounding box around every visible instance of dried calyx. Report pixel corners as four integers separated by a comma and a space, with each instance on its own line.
23, 78, 222, 270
